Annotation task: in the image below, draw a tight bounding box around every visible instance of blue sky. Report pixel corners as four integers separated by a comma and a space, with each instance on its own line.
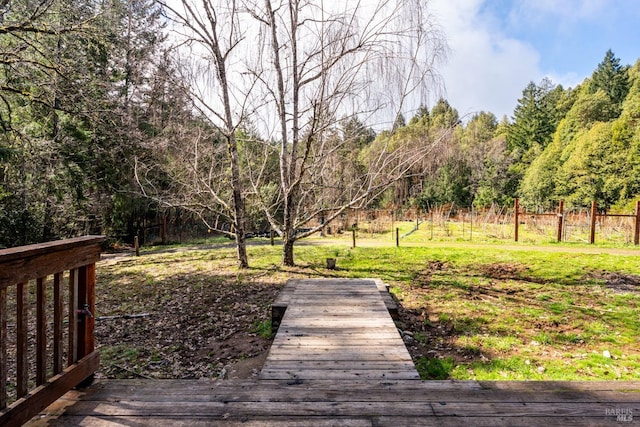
430, 0, 640, 120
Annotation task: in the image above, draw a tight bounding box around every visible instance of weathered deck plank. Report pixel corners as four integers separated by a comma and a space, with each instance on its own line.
49, 400, 636, 417
34, 379, 640, 403
271, 278, 398, 333
261, 279, 419, 380
27, 379, 640, 426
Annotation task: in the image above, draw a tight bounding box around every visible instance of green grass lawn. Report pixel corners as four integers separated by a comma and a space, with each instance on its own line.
99, 232, 640, 381
291, 242, 639, 380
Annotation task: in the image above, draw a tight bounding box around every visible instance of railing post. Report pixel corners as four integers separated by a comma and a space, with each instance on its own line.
590, 200, 597, 244
557, 200, 564, 243
53, 272, 64, 375
68, 269, 78, 366
36, 277, 47, 386
77, 264, 96, 364
0, 286, 6, 410
16, 282, 28, 398
514, 198, 519, 242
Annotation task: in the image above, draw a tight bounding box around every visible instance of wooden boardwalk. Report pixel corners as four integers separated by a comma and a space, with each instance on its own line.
28, 379, 640, 426
262, 278, 419, 380
24, 278, 640, 426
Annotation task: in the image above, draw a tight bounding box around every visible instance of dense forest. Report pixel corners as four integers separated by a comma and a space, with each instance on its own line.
1, 1, 639, 261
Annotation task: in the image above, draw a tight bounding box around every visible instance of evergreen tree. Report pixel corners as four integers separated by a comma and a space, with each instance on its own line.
462, 111, 510, 207
409, 104, 430, 125
507, 78, 560, 152
0, 0, 172, 247
589, 49, 630, 108
392, 113, 406, 131
0, 0, 101, 245
430, 98, 459, 128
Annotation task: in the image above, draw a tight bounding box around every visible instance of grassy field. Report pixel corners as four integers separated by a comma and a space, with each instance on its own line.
97, 228, 640, 381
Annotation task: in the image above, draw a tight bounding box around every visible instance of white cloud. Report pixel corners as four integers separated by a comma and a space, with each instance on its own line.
430, 0, 542, 120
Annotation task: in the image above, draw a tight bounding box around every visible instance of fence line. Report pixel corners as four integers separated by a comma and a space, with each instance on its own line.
131, 201, 640, 247
514, 199, 640, 245
336, 201, 639, 246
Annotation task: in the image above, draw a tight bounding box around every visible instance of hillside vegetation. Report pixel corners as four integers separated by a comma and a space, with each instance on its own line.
1, 1, 638, 270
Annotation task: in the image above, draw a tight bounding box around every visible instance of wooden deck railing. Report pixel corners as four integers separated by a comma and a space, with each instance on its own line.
0, 235, 105, 427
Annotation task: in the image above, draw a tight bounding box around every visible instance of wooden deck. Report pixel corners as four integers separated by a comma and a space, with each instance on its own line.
28, 379, 640, 426
25, 278, 640, 426
262, 278, 418, 380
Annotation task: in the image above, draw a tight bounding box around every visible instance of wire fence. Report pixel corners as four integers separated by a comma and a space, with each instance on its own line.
132, 200, 640, 247
329, 201, 640, 246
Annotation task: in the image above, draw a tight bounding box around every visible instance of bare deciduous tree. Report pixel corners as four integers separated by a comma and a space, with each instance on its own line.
151, 0, 250, 267
243, 0, 448, 265
149, 0, 447, 267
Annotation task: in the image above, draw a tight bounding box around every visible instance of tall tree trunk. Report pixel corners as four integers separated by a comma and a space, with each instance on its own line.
282, 234, 295, 266
220, 76, 248, 269
230, 141, 249, 268
235, 224, 249, 268
281, 186, 296, 266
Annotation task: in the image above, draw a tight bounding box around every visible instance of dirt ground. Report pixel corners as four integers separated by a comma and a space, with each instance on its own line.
93, 249, 638, 380
91, 259, 501, 379
94, 279, 278, 380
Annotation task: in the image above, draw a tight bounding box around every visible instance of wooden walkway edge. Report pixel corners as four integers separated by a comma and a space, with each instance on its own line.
28, 379, 640, 426
262, 278, 418, 380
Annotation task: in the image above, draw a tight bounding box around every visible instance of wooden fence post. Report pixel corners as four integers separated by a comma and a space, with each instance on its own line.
134, 236, 140, 256
514, 198, 519, 242
352, 229, 356, 248
634, 200, 640, 246
470, 205, 473, 241
590, 200, 597, 244
391, 209, 395, 242
161, 215, 167, 245
430, 210, 434, 240
557, 200, 564, 243
396, 228, 399, 247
